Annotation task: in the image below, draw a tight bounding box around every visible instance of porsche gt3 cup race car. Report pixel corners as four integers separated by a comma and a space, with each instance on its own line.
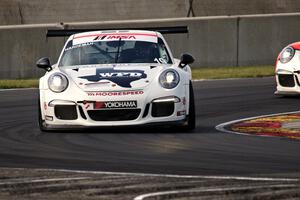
37, 30, 195, 131
275, 42, 300, 95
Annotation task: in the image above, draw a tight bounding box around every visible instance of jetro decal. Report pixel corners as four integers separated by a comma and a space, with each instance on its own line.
79, 68, 147, 88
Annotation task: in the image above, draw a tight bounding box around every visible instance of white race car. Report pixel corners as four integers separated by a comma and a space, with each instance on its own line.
37, 30, 195, 131
275, 42, 300, 95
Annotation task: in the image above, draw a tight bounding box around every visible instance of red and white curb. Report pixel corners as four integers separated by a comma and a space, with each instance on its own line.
216, 111, 300, 139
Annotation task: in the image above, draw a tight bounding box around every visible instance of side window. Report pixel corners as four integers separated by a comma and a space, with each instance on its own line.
158, 38, 172, 64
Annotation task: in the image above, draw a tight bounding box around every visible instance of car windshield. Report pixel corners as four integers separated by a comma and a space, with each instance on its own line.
59, 38, 172, 66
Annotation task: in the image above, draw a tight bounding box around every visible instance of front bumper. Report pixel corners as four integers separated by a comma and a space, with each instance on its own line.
40, 89, 188, 127
275, 72, 300, 95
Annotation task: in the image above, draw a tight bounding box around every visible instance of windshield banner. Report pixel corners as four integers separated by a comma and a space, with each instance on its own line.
73, 33, 158, 45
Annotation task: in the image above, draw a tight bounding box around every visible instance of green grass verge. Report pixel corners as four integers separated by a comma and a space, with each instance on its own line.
0, 79, 38, 89
0, 65, 275, 89
192, 65, 274, 80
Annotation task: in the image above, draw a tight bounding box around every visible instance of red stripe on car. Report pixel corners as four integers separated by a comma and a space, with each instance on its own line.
290, 42, 300, 50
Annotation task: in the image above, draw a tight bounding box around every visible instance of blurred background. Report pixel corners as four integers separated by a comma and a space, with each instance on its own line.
1, 0, 300, 24
1, 0, 300, 79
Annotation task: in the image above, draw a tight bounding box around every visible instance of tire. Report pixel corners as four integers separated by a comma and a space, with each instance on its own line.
185, 81, 196, 130
38, 97, 48, 132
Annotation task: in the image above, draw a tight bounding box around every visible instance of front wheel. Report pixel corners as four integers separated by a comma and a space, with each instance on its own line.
38, 98, 48, 132
185, 81, 196, 130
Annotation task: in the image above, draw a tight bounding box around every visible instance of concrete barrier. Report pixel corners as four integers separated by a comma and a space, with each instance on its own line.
1, 0, 300, 25
0, 25, 65, 79
238, 14, 300, 66
1, 13, 300, 79
65, 16, 238, 67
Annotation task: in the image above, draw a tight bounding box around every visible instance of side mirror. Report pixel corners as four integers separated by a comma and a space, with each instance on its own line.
36, 57, 52, 71
179, 53, 194, 68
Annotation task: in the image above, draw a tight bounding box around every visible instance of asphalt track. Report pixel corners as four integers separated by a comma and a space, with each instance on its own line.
0, 77, 299, 177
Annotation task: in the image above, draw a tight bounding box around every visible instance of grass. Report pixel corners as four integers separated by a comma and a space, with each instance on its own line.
0, 65, 275, 89
192, 65, 275, 80
0, 79, 38, 89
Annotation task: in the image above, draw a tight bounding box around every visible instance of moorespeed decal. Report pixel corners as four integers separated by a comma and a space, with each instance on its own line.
87, 90, 144, 96
94, 101, 137, 109
79, 68, 147, 88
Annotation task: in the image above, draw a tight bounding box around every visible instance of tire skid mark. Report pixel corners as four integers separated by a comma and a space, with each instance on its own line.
133, 184, 297, 200
50, 168, 300, 182
0, 168, 299, 200
0, 177, 89, 186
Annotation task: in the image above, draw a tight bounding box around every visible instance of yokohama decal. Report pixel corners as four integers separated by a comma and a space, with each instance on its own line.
94, 101, 137, 109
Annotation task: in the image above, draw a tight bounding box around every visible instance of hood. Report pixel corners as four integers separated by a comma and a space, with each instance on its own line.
62, 64, 164, 92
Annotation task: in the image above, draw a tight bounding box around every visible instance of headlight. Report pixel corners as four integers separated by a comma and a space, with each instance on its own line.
48, 73, 69, 93
280, 47, 295, 63
159, 69, 180, 89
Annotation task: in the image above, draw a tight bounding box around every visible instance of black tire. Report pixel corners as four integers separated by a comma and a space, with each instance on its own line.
38, 98, 48, 132
186, 81, 196, 130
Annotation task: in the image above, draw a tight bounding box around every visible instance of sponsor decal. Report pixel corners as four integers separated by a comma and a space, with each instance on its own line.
79, 68, 147, 88
74, 33, 157, 40
94, 35, 136, 40
177, 111, 186, 116
64, 42, 94, 51
73, 33, 158, 44
45, 116, 53, 121
84, 103, 91, 109
94, 101, 137, 109
87, 90, 144, 96
107, 35, 136, 40
182, 97, 186, 105
94, 35, 107, 40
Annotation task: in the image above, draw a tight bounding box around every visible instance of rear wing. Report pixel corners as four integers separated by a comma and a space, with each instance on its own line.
46, 26, 188, 37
